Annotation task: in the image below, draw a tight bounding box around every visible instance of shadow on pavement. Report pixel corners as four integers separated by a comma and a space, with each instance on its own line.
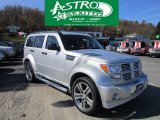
51, 85, 160, 119
0, 68, 15, 74
0, 61, 22, 67
93, 85, 160, 119
0, 57, 28, 92
52, 100, 74, 108
0, 64, 46, 92
0, 73, 28, 92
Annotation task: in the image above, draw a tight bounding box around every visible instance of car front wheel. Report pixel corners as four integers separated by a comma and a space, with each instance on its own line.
72, 77, 101, 115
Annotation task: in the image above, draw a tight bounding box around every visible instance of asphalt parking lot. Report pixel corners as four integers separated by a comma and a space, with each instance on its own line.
0, 56, 160, 120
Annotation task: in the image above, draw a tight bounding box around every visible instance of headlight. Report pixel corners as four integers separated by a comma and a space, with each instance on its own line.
100, 64, 121, 73
108, 65, 121, 73
101, 64, 121, 79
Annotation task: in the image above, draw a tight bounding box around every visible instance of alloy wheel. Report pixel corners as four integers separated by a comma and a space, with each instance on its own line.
74, 82, 93, 111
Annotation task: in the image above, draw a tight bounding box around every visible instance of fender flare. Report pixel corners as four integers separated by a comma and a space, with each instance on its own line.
68, 64, 112, 87
24, 54, 37, 72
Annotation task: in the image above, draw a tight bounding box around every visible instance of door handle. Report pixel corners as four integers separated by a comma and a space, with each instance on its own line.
42, 52, 47, 55
30, 50, 34, 52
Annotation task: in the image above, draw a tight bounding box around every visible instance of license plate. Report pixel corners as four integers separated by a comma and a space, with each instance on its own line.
135, 83, 143, 93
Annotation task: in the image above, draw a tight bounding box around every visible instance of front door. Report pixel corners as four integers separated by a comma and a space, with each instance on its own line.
41, 35, 66, 83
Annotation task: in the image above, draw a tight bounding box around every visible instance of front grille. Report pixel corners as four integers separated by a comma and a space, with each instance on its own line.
123, 73, 131, 80
134, 70, 140, 78
133, 62, 139, 69
135, 48, 141, 51
121, 63, 131, 72
121, 61, 141, 81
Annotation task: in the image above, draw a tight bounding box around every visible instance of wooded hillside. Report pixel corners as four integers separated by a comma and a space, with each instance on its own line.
0, 5, 157, 39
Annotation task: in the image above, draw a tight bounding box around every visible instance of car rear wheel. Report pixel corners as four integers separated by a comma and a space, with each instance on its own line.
71, 77, 101, 115
25, 61, 35, 82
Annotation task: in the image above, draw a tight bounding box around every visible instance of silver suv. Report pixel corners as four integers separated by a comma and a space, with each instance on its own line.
24, 31, 148, 115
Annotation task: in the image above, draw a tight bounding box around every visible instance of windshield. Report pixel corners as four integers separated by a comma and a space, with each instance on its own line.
0, 42, 7, 46
61, 35, 103, 50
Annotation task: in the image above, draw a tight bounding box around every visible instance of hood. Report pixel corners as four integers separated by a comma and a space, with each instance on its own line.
0, 46, 13, 50
66, 49, 139, 64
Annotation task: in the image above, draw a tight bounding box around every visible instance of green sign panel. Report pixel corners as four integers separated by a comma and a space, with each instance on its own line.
156, 35, 160, 39
45, 0, 119, 26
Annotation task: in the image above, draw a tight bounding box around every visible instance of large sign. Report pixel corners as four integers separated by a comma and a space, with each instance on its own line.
6, 26, 20, 33
156, 35, 160, 39
45, 0, 119, 26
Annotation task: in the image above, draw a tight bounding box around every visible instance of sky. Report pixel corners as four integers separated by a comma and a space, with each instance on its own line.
0, 0, 160, 25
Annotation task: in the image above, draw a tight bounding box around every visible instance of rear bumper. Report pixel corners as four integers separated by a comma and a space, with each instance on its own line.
97, 75, 148, 109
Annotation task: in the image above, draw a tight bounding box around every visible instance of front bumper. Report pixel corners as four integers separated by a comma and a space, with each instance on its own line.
132, 49, 146, 54
97, 75, 148, 109
149, 51, 160, 56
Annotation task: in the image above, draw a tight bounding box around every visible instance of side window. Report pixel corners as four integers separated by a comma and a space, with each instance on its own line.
26, 36, 36, 47
34, 36, 45, 48
46, 36, 60, 50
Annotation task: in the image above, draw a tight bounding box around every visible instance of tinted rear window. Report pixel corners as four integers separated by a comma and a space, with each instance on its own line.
26, 36, 36, 47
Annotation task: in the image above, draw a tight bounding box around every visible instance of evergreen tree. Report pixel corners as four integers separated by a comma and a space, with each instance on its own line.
155, 21, 160, 36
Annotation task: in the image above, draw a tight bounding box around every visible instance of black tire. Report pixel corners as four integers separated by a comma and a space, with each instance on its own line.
149, 54, 152, 57
71, 77, 101, 115
24, 61, 36, 82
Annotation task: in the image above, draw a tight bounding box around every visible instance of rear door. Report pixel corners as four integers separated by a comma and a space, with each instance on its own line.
24, 36, 36, 59
33, 35, 46, 74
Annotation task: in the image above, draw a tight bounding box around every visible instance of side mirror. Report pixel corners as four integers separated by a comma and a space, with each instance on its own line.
48, 43, 60, 52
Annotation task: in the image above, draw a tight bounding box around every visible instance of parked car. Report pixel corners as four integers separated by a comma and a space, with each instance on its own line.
117, 42, 130, 53
24, 31, 148, 115
149, 41, 160, 57
2, 41, 23, 56
105, 42, 119, 51
130, 41, 149, 55
0, 41, 16, 58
